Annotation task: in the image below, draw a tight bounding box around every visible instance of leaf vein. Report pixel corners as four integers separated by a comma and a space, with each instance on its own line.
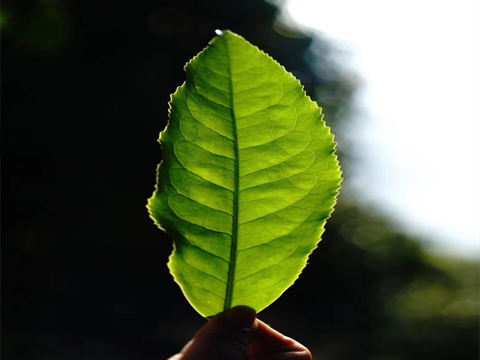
173, 216, 232, 236
173, 167, 234, 193
183, 259, 227, 284
183, 140, 236, 161
170, 193, 234, 217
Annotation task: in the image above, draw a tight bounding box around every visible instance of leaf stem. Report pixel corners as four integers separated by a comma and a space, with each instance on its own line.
224, 34, 240, 311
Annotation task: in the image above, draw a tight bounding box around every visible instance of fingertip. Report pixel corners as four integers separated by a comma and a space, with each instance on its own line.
180, 339, 194, 354
250, 350, 312, 360
299, 349, 313, 360
182, 306, 257, 360
252, 320, 311, 354
280, 335, 308, 352
167, 354, 183, 360
224, 306, 257, 329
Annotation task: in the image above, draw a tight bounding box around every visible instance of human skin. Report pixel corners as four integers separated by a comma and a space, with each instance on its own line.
168, 306, 312, 360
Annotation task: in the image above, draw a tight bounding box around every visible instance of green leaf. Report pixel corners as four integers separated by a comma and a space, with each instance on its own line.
147, 30, 342, 318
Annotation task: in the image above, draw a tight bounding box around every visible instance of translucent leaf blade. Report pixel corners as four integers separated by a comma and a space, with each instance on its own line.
148, 30, 342, 318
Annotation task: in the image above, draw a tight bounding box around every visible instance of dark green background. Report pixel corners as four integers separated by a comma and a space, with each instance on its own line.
2, 0, 478, 359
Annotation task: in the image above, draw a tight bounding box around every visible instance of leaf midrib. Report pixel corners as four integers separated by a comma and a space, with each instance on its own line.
224, 34, 240, 311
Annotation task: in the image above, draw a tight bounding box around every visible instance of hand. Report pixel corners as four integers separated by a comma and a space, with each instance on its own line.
168, 306, 312, 360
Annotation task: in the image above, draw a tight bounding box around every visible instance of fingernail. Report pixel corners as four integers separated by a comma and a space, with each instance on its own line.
225, 306, 256, 329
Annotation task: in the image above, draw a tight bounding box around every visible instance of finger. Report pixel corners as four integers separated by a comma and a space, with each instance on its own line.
167, 338, 193, 359
167, 355, 183, 360
181, 306, 257, 360
249, 351, 312, 360
248, 320, 311, 360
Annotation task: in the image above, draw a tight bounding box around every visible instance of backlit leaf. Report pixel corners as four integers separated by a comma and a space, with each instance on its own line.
147, 30, 342, 318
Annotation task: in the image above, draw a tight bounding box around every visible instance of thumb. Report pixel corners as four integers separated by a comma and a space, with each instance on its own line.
181, 306, 257, 360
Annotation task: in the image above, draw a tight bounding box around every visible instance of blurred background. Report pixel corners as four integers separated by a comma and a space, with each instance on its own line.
2, 0, 479, 359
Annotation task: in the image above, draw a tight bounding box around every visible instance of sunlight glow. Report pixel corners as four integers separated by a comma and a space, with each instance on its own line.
282, 0, 480, 257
